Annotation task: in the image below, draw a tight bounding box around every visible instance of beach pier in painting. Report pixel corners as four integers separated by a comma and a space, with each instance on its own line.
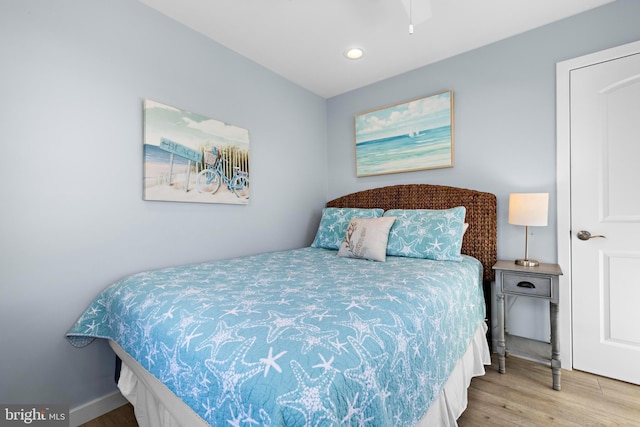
355, 90, 454, 177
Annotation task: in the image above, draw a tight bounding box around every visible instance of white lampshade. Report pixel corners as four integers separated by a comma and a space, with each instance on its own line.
508, 193, 549, 227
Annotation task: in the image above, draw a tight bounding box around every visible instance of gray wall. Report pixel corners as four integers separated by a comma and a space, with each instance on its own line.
0, 0, 327, 407
327, 0, 640, 341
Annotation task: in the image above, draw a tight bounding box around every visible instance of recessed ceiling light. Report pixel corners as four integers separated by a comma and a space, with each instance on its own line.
344, 48, 364, 60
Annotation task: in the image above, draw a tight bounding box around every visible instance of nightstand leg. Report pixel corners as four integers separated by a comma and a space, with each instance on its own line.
497, 293, 506, 374
550, 301, 561, 390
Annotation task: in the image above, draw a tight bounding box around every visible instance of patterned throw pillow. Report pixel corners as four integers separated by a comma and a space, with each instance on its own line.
337, 217, 397, 262
384, 207, 467, 261
311, 208, 384, 250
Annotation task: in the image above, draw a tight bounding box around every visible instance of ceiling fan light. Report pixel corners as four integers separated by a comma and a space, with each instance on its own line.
344, 48, 364, 60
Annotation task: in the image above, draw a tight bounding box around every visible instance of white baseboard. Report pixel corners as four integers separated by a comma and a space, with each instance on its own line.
69, 389, 129, 427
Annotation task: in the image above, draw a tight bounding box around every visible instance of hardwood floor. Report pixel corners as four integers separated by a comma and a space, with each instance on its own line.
79, 402, 137, 427
81, 355, 640, 427
458, 355, 640, 426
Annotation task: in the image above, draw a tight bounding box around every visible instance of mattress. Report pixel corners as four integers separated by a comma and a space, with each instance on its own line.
111, 323, 489, 427
68, 247, 489, 426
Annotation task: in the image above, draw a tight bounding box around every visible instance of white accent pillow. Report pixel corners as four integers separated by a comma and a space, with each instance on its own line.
337, 217, 396, 262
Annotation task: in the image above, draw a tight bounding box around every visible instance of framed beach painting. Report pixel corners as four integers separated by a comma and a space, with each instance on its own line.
354, 90, 454, 177
143, 99, 250, 205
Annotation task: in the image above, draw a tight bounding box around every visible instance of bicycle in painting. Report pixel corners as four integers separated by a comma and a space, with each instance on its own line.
196, 147, 249, 199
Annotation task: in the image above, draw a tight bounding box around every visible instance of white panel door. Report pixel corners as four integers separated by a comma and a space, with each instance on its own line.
570, 51, 640, 385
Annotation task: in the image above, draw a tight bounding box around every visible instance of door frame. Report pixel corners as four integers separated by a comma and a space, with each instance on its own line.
556, 39, 640, 370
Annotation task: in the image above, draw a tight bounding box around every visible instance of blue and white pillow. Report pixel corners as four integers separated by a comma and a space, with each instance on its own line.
311, 208, 384, 250
384, 207, 466, 261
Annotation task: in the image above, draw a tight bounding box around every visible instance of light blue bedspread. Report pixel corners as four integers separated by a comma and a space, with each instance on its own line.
67, 247, 485, 426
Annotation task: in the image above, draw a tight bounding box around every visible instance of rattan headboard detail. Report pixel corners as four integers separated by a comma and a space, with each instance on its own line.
326, 184, 497, 282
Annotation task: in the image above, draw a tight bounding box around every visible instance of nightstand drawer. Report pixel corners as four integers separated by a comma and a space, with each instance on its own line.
502, 273, 552, 298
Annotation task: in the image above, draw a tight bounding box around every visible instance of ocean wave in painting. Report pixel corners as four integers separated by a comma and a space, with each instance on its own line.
356, 125, 452, 176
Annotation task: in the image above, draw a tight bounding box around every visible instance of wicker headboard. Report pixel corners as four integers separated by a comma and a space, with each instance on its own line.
326, 184, 497, 282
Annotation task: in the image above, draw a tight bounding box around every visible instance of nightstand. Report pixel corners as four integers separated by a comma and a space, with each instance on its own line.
493, 260, 563, 390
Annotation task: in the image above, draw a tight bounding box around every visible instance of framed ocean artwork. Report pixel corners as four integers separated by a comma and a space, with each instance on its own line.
354, 90, 454, 177
143, 99, 250, 205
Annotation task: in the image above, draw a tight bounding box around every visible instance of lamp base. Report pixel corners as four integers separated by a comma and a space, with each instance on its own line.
515, 259, 539, 267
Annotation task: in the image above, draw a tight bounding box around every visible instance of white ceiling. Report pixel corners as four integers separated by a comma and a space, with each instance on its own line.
139, 0, 615, 98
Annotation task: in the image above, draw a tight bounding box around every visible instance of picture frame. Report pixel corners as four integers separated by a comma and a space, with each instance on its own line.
143, 100, 250, 205
354, 90, 454, 177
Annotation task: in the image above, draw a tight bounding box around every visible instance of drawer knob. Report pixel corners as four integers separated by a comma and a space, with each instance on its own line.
517, 281, 536, 289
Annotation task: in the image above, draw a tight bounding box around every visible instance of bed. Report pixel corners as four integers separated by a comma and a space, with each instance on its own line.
67, 183, 497, 427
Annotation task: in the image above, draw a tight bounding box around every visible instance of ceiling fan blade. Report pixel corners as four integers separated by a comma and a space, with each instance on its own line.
401, 0, 432, 25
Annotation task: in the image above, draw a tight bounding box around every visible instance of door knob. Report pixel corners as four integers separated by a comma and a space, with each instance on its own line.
577, 230, 606, 241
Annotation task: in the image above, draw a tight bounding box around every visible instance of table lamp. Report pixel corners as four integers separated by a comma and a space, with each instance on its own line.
508, 193, 549, 267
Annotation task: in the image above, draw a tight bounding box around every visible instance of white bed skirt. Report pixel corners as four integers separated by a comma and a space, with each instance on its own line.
109, 322, 490, 427
417, 322, 490, 426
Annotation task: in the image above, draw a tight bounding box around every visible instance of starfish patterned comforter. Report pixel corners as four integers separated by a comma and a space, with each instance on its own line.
67, 247, 485, 427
